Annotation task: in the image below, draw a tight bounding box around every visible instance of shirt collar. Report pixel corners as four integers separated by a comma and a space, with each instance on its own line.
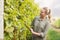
38, 16, 47, 21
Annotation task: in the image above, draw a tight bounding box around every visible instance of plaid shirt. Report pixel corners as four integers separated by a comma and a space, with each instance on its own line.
31, 16, 50, 40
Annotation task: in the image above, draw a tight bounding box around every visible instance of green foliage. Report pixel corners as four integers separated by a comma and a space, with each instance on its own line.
53, 19, 60, 28
4, 0, 40, 40
47, 29, 60, 40
46, 19, 60, 40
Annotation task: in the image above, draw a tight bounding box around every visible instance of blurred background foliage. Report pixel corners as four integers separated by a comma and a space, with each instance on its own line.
46, 19, 60, 40
4, 0, 40, 40
53, 19, 60, 28
4, 0, 60, 40
47, 28, 60, 40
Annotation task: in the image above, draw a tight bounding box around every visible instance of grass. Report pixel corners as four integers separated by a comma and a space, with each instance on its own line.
47, 28, 60, 40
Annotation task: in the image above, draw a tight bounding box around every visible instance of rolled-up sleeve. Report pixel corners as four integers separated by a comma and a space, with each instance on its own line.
40, 21, 51, 38
42, 21, 51, 37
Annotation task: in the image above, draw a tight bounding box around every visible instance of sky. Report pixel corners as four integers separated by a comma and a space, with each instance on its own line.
34, 0, 60, 18
0, 0, 3, 39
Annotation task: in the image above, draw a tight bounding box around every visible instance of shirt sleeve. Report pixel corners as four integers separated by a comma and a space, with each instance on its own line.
40, 20, 51, 38
31, 16, 39, 29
